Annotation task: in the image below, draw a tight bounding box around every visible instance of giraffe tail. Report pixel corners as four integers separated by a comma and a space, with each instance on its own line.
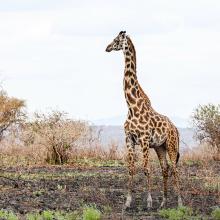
176, 126, 180, 165
168, 152, 180, 177
176, 152, 180, 164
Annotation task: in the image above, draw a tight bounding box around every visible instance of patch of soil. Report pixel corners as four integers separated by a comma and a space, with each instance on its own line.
0, 163, 219, 219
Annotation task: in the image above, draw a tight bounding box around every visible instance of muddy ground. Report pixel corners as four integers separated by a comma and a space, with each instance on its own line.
0, 161, 219, 219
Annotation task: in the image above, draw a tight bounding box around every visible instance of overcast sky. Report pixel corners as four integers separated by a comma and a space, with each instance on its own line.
0, 0, 220, 124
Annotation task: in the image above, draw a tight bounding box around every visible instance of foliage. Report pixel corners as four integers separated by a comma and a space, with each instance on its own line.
22, 111, 89, 164
41, 210, 54, 220
82, 205, 101, 220
158, 206, 200, 220
26, 208, 101, 220
26, 210, 79, 220
211, 207, 220, 220
192, 104, 220, 154
0, 90, 25, 141
0, 209, 18, 220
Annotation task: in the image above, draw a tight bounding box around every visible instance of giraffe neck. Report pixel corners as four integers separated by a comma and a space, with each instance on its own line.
123, 36, 151, 109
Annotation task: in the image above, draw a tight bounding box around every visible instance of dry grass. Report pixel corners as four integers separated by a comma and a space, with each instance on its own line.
181, 143, 219, 164
0, 111, 124, 167
0, 127, 219, 168
0, 138, 124, 167
0, 139, 46, 167
69, 142, 123, 161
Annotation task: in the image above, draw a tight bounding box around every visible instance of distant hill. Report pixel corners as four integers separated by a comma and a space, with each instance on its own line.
92, 125, 197, 152
93, 115, 190, 128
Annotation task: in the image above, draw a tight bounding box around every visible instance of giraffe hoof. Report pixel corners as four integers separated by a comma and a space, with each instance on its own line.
147, 200, 153, 208
122, 204, 132, 216
147, 194, 153, 208
147, 201, 152, 208
124, 194, 132, 209
159, 204, 165, 209
159, 197, 167, 209
159, 204, 164, 209
123, 204, 131, 211
178, 196, 183, 207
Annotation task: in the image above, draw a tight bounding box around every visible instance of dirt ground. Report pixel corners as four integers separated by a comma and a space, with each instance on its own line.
0, 161, 219, 219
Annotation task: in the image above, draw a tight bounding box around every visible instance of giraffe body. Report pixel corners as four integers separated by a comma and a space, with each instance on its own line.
106, 31, 182, 210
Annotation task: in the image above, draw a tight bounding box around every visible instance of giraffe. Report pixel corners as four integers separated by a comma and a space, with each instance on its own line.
105, 31, 183, 210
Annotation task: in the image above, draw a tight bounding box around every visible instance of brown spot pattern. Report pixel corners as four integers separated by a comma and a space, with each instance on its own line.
137, 99, 142, 107
124, 80, 131, 90
151, 117, 157, 127
127, 93, 136, 104
131, 88, 137, 97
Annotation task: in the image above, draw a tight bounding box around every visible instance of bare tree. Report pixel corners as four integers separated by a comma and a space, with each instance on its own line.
0, 90, 25, 141
192, 104, 220, 154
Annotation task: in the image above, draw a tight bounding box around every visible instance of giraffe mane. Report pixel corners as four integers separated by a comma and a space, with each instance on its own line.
138, 82, 151, 106
126, 36, 136, 67
126, 36, 151, 105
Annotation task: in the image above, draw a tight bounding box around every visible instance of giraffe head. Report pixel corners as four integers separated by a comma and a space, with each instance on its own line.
106, 31, 127, 52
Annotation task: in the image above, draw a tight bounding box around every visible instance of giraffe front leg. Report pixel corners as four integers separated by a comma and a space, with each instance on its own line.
124, 138, 135, 209
141, 140, 152, 208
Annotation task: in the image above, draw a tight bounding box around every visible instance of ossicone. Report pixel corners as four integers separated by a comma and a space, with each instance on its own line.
119, 31, 126, 35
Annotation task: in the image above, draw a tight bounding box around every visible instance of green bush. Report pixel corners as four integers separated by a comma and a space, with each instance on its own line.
212, 207, 220, 220
26, 212, 41, 220
0, 210, 18, 220
158, 206, 200, 220
26, 211, 54, 220
82, 205, 101, 220
192, 104, 220, 154
26, 210, 79, 220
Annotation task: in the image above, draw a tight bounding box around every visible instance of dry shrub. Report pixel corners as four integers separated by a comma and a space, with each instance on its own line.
22, 111, 89, 165
69, 141, 123, 161
181, 143, 219, 163
0, 111, 123, 166
0, 131, 47, 166
123, 143, 218, 170
108, 142, 120, 160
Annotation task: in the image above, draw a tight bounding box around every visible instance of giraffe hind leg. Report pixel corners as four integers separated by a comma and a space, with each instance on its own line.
154, 143, 169, 208
166, 140, 183, 207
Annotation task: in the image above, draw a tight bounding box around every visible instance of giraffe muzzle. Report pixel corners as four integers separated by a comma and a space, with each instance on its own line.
105, 45, 112, 52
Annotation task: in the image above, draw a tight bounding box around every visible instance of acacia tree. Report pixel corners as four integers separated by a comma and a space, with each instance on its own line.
0, 90, 25, 141
192, 104, 220, 154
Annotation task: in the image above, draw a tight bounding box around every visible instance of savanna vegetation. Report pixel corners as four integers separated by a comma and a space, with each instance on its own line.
192, 104, 220, 157
0, 88, 219, 219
